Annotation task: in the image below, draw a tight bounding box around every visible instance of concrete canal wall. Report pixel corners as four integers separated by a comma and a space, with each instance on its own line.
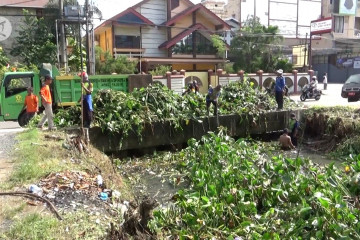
90, 110, 304, 153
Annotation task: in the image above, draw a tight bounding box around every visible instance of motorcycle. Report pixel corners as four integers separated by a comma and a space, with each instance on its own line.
300, 84, 322, 101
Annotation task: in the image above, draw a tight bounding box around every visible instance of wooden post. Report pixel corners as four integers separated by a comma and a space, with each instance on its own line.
166, 71, 171, 89
292, 69, 298, 93
257, 70, 263, 89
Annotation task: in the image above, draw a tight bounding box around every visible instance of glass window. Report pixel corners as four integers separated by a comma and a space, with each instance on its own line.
5, 77, 32, 98
334, 16, 344, 33
115, 35, 140, 48
172, 32, 218, 55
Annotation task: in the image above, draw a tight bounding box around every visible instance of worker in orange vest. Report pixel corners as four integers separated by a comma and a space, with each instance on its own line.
22, 87, 38, 124
37, 75, 56, 130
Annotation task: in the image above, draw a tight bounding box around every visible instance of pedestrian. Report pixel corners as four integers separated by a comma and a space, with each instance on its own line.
275, 69, 285, 110
323, 72, 328, 90
279, 128, 295, 150
288, 113, 300, 147
22, 87, 38, 124
206, 84, 222, 115
80, 72, 93, 144
37, 75, 55, 130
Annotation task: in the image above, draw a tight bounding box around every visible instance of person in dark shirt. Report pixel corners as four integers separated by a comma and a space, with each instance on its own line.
275, 69, 285, 110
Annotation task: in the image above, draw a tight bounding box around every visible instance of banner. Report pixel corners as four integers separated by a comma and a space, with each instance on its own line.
339, 0, 356, 15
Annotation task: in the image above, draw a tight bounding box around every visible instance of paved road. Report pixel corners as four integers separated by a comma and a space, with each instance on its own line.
0, 121, 22, 182
290, 83, 360, 108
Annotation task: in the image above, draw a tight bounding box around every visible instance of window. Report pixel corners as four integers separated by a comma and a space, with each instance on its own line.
334, 16, 344, 33
115, 35, 140, 48
292, 55, 298, 65
172, 32, 218, 55
5, 76, 32, 98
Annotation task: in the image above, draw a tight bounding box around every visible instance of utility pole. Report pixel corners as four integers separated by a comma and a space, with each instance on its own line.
85, 0, 90, 74
59, 0, 68, 72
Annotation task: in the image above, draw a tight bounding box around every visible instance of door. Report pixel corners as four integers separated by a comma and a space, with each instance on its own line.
1, 74, 34, 120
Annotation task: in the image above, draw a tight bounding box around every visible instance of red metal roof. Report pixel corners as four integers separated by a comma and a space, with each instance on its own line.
159, 23, 212, 49
0, 0, 49, 8
95, 7, 154, 31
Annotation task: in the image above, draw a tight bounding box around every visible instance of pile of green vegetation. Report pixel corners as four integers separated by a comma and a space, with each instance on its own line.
303, 107, 360, 158
148, 131, 360, 239
53, 81, 298, 137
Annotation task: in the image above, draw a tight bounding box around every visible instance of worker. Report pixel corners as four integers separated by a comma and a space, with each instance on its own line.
279, 128, 295, 150
182, 83, 195, 96
22, 87, 38, 124
206, 84, 222, 115
288, 113, 300, 146
193, 80, 199, 94
80, 72, 93, 144
275, 69, 285, 110
37, 75, 55, 130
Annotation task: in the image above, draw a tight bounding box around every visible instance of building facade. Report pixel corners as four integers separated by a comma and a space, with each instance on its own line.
0, 0, 48, 58
311, 0, 360, 83
94, 0, 231, 71
200, 0, 227, 19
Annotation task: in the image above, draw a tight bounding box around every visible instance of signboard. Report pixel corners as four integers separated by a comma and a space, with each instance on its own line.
354, 57, 360, 69
0, 17, 12, 41
339, 0, 357, 15
310, 18, 332, 35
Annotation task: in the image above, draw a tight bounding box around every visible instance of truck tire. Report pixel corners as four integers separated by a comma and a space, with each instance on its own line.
18, 110, 28, 127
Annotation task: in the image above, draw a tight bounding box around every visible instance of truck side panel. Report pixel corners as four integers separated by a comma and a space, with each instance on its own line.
54, 75, 128, 106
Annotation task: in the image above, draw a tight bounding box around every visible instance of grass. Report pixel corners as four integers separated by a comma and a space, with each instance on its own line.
0, 210, 109, 240
1, 213, 59, 240
2, 129, 71, 189
0, 128, 127, 239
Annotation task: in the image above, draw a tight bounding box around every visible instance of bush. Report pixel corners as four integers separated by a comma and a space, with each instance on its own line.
149, 65, 171, 76
95, 46, 137, 74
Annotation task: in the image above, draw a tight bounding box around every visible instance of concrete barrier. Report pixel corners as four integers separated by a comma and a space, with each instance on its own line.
90, 109, 303, 153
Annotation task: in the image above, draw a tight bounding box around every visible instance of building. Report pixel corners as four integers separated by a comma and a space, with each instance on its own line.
223, 18, 240, 45
0, 0, 49, 57
200, 0, 227, 19
223, 0, 321, 59
311, 0, 360, 83
94, 0, 231, 71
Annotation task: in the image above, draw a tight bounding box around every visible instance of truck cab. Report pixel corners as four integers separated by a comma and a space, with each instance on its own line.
0, 72, 41, 123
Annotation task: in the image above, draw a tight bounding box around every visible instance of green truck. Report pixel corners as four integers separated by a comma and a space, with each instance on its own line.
0, 64, 128, 126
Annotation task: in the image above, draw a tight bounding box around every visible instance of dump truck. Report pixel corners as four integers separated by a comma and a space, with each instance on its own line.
0, 64, 128, 126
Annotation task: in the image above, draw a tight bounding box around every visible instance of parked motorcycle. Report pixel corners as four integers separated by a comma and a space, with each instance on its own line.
300, 84, 322, 101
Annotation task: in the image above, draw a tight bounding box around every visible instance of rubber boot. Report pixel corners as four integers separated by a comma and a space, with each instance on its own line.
84, 128, 90, 145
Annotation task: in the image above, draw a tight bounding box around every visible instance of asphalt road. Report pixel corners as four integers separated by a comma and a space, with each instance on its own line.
290, 83, 360, 108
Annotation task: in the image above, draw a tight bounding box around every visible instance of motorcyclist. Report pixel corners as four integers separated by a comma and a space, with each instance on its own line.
309, 76, 318, 95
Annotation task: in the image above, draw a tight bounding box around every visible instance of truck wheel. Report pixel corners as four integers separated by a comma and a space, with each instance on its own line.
18, 110, 28, 127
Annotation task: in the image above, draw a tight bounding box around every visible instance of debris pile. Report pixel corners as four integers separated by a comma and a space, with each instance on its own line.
39, 170, 101, 198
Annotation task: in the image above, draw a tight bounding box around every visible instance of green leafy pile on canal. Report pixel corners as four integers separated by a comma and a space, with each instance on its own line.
149, 131, 360, 239
53, 81, 298, 135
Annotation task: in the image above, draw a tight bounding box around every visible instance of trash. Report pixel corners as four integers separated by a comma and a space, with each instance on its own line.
99, 192, 108, 201
112, 190, 121, 199
29, 185, 43, 196
95, 219, 100, 224
96, 175, 103, 186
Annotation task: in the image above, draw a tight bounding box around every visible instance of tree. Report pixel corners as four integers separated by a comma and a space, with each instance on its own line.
211, 34, 226, 58
95, 47, 137, 74
230, 16, 291, 73
10, 10, 57, 67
